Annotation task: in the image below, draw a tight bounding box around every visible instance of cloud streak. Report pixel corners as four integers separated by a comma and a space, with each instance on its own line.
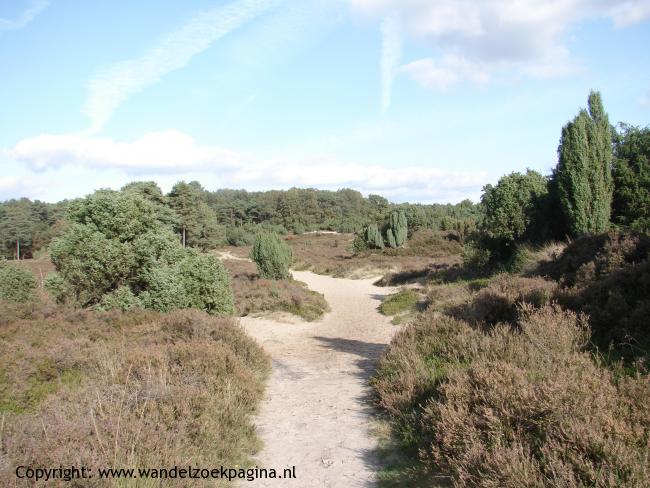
352, 0, 650, 91
0, 0, 49, 31
5, 130, 488, 203
380, 12, 402, 113
83, 0, 283, 134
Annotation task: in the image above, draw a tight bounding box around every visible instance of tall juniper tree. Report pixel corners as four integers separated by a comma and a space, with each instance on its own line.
554, 91, 614, 236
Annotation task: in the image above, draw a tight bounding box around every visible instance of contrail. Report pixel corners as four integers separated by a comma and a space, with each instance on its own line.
380, 12, 402, 114
83, 0, 283, 134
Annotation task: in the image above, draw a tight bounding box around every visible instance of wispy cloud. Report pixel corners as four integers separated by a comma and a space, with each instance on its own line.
352, 0, 650, 91
0, 0, 49, 31
83, 0, 283, 134
5, 130, 488, 203
380, 12, 402, 113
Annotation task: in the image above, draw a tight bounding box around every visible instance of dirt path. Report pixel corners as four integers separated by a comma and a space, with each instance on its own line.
240, 271, 398, 487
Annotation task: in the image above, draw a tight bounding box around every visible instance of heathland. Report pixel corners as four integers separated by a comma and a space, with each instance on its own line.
1, 91, 649, 487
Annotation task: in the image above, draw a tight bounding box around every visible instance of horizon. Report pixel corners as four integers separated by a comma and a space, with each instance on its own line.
1, 0, 649, 204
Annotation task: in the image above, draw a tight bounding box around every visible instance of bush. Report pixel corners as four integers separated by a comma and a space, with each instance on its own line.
43, 272, 68, 304
461, 242, 491, 273
386, 210, 408, 248
98, 285, 142, 311
374, 305, 650, 487
49, 191, 234, 315
0, 263, 37, 302
226, 226, 255, 246
251, 232, 292, 280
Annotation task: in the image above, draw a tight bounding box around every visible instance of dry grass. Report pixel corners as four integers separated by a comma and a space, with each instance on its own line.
0, 301, 270, 486
288, 231, 462, 279
222, 258, 329, 321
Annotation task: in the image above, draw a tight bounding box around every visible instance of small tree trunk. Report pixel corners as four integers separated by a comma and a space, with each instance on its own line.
16, 239, 20, 260
182, 226, 186, 248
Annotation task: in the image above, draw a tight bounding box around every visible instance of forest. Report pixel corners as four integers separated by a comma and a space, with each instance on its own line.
1, 91, 649, 487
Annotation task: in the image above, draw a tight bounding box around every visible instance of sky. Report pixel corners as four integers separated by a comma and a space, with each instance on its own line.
1, 0, 649, 204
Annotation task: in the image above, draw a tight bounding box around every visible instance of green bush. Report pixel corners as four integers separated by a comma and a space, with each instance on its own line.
462, 242, 491, 273
0, 263, 36, 302
386, 210, 408, 248
49, 191, 234, 315
363, 223, 384, 250
43, 272, 69, 304
251, 232, 292, 280
226, 226, 255, 246
98, 286, 142, 311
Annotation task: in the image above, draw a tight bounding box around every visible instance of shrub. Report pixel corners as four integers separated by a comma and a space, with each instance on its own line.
226, 226, 255, 246
49, 191, 234, 315
251, 232, 292, 280
379, 289, 420, 316
43, 272, 68, 304
461, 242, 491, 273
480, 170, 550, 244
362, 223, 385, 250
0, 305, 270, 485
97, 285, 142, 311
386, 210, 408, 248
374, 305, 650, 487
0, 263, 37, 302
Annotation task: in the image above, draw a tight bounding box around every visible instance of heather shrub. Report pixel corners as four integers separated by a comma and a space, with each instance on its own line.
451, 274, 557, 326
0, 262, 37, 302
374, 305, 650, 486
251, 232, 292, 280
536, 231, 650, 362
0, 306, 270, 486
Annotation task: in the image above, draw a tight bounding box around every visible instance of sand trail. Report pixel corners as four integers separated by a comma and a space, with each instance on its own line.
240, 270, 398, 487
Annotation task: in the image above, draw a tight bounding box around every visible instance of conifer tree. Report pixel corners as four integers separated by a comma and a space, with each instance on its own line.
554, 91, 613, 235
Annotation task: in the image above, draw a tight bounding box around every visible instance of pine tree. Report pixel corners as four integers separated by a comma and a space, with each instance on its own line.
554, 91, 613, 236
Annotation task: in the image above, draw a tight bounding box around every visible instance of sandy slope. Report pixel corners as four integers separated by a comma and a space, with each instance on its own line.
240, 270, 398, 487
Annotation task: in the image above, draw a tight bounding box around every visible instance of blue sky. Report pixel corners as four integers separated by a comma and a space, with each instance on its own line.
1, 0, 649, 203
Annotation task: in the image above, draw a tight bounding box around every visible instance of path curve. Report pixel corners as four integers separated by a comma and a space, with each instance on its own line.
240, 271, 398, 487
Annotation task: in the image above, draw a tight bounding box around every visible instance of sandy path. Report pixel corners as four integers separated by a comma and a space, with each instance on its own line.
240, 271, 398, 487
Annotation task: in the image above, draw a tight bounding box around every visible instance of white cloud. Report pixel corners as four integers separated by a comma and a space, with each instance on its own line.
6, 130, 242, 173
83, 0, 284, 134
351, 0, 650, 90
0, 0, 49, 31
380, 12, 402, 113
4, 130, 488, 203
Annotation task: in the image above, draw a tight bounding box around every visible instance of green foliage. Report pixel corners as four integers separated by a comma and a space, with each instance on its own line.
226, 226, 255, 246
362, 223, 385, 250
481, 170, 549, 244
0, 263, 36, 302
612, 124, 650, 233
0, 198, 66, 259
385, 210, 408, 248
462, 242, 492, 273
98, 286, 142, 311
43, 272, 69, 304
379, 290, 420, 316
555, 90, 614, 236
251, 232, 293, 280
49, 190, 234, 315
